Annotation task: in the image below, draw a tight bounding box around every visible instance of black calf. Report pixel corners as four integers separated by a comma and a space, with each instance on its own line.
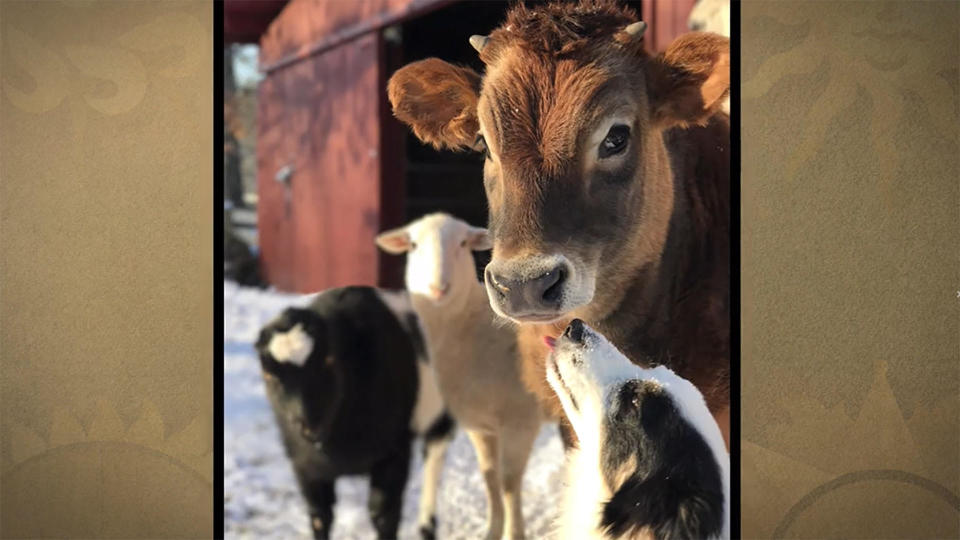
255, 286, 450, 539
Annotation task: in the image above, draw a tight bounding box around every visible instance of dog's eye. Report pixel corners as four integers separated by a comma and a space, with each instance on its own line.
460, 239, 467, 247
631, 396, 641, 409
475, 134, 491, 160
599, 124, 630, 159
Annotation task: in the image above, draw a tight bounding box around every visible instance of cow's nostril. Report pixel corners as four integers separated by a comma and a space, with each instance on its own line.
541, 268, 565, 304
486, 262, 569, 316
486, 269, 509, 299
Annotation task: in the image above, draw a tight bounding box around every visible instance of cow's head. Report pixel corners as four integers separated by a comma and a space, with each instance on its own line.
388, 1, 729, 323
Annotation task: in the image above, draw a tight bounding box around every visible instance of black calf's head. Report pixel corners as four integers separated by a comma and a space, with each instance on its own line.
255, 307, 344, 437
546, 320, 729, 539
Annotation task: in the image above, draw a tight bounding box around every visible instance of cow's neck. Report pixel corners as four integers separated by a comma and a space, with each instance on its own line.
593, 144, 697, 365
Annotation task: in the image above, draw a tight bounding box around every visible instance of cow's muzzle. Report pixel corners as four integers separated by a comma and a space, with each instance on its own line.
484, 255, 572, 322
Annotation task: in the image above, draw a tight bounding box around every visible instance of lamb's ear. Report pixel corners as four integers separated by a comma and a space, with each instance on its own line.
388, 58, 482, 151
645, 32, 729, 128
465, 226, 491, 251
375, 227, 412, 254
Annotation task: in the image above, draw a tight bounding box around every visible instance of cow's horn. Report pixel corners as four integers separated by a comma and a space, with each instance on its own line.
469, 34, 490, 53
624, 21, 647, 38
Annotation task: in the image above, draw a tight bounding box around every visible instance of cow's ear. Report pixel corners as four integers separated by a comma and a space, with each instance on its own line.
645, 32, 729, 129
375, 226, 412, 254
388, 58, 482, 151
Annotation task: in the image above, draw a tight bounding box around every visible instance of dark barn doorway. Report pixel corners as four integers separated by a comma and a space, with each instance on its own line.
380, 1, 512, 287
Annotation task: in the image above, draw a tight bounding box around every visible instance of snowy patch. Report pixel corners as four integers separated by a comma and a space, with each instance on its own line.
224, 281, 565, 539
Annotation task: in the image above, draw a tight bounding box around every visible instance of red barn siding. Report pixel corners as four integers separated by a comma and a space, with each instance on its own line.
256, 0, 450, 293
224, 0, 288, 44
256, 70, 295, 289
258, 34, 383, 292
643, 0, 697, 54
259, 0, 450, 71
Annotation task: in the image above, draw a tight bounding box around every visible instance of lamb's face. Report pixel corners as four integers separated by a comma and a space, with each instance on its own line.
546, 319, 728, 539
375, 213, 490, 305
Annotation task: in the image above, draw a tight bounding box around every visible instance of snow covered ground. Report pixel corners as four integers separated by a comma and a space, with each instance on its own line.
224, 281, 566, 539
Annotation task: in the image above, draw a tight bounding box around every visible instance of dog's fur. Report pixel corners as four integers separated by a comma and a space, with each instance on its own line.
387, 0, 730, 447
255, 286, 452, 540
547, 320, 729, 539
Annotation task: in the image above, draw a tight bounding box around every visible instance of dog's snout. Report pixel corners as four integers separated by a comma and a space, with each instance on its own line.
485, 261, 568, 319
563, 319, 586, 344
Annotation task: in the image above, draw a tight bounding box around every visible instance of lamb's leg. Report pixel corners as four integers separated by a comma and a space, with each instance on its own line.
368, 441, 412, 540
300, 479, 335, 540
466, 429, 504, 540
499, 424, 538, 540
418, 418, 454, 540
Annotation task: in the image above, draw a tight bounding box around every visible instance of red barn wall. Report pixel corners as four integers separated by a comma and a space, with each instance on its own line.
258, 0, 448, 70
643, 0, 698, 54
258, 34, 383, 292
257, 0, 448, 293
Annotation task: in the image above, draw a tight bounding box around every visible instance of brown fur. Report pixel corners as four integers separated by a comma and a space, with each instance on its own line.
517, 321, 569, 420
388, 0, 730, 445
387, 58, 481, 150
647, 32, 730, 127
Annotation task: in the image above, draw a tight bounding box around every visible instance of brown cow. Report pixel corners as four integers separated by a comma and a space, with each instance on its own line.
388, 0, 730, 448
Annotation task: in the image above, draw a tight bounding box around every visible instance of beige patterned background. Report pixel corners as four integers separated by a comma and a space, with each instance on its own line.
1, 0, 957, 538
0, 1, 212, 537
742, 1, 958, 538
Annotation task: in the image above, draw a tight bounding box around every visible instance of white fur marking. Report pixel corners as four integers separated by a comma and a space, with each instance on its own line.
267, 324, 314, 366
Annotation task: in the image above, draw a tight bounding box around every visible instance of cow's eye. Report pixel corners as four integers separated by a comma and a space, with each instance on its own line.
475, 134, 491, 160
599, 124, 630, 159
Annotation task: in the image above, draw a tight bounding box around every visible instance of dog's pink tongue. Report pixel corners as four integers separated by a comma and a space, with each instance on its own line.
543, 336, 557, 350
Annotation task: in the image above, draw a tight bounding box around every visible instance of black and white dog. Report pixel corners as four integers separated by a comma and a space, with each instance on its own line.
546, 319, 729, 540
255, 286, 453, 539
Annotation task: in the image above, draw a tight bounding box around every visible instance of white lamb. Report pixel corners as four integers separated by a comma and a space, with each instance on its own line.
377, 213, 544, 540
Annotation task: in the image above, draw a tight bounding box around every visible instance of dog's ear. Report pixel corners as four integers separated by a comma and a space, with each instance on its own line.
601, 473, 724, 540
